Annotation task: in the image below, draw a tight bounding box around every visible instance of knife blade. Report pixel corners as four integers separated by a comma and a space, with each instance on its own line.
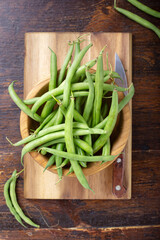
112, 53, 128, 198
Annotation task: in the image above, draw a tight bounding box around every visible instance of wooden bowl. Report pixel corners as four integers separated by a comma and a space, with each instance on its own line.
20, 78, 131, 177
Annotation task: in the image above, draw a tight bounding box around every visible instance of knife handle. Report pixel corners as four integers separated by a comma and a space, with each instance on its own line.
112, 153, 126, 198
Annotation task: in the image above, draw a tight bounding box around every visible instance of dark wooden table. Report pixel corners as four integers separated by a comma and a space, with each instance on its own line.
0, 0, 160, 239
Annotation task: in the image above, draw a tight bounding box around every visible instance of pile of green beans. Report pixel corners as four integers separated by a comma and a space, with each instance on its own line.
6, 37, 134, 204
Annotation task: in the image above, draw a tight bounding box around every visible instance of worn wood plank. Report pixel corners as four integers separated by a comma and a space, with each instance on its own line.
1, 225, 160, 240
0, 0, 159, 235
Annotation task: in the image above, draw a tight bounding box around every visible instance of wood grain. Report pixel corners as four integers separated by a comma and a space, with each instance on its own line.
23, 32, 132, 199
0, 0, 160, 236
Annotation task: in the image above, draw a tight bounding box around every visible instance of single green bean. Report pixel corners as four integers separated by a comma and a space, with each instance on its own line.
8, 82, 43, 122
101, 101, 108, 119
10, 175, 40, 228
34, 111, 57, 135
41, 147, 117, 163
4, 170, 26, 228
83, 70, 94, 122
66, 165, 74, 176
127, 0, 160, 18
43, 154, 55, 172
114, 0, 160, 38
101, 137, 110, 164
74, 138, 93, 156
23, 97, 39, 105
118, 83, 135, 112
55, 143, 64, 179
58, 43, 74, 85
92, 48, 104, 126
93, 90, 118, 153
64, 96, 93, 192
41, 48, 57, 118
63, 43, 93, 107
48, 47, 57, 90
76, 147, 87, 168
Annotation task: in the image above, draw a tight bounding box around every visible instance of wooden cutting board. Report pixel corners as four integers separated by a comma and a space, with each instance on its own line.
23, 32, 132, 199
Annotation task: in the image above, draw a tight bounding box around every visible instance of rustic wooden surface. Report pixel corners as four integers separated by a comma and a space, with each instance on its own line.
0, 0, 160, 239
23, 32, 132, 200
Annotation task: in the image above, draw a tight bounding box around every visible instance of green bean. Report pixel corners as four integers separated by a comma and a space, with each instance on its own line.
38, 138, 65, 150
8, 82, 43, 122
21, 128, 107, 164
93, 90, 118, 153
118, 83, 135, 112
114, 0, 160, 38
92, 48, 104, 126
4, 170, 26, 228
75, 97, 82, 114
74, 138, 93, 155
31, 82, 129, 113
101, 101, 108, 119
58, 42, 74, 86
38, 137, 93, 156
83, 70, 94, 122
94, 83, 135, 130
76, 147, 87, 168
127, 0, 160, 18
72, 58, 97, 83
40, 99, 56, 119
55, 158, 69, 169
64, 95, 94, 192
10, 175, 40, 228
40, 48, 57, 118
23, 97, 39, 105
10, 122, 92, 146
66, 165, 74, 176
43, 154, 55, 172
43, 108, 58, 129
55, 143, 64, 179
24, 91, 89, 105
48, 47, 57, 90
63, 43, 93, 108
41, 147, 117, 163
74, 40, 81, 65
101, 137, 110, 164
34, 111, 57, 135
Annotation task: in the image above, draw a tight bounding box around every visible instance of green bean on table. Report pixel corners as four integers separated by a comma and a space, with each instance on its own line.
114, 0, 160, 38
10, 174, 40, 228
4, 170, 26, 228
127, 0, 160, 18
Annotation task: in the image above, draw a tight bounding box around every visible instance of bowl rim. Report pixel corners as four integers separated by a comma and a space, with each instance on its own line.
20, 78, 131, 177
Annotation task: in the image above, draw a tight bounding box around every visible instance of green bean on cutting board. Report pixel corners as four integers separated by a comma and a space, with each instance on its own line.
114, 0, 160, 38
5, 37, 135, 228
41, 47, 57, 119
